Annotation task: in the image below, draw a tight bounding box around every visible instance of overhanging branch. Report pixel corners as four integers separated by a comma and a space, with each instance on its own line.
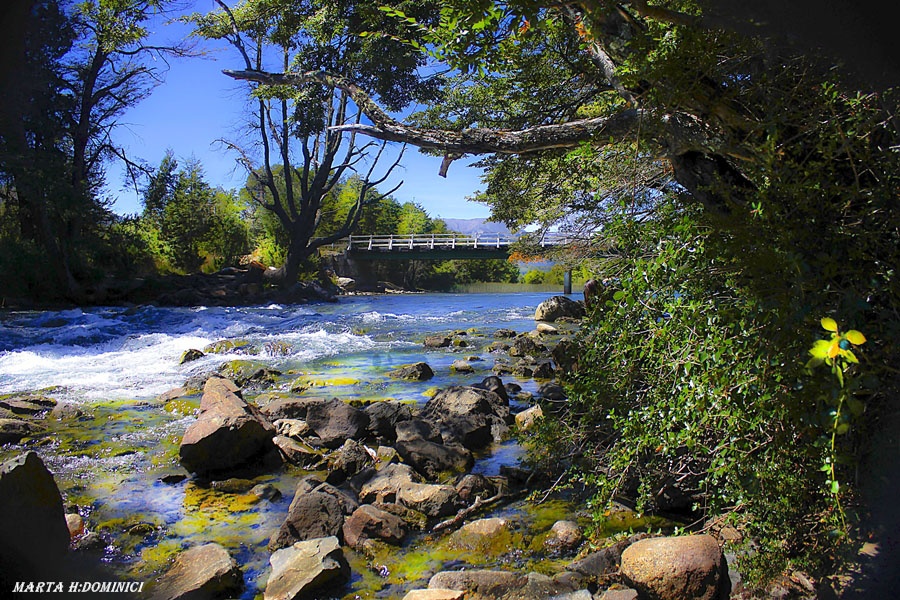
223, 68, 645, 157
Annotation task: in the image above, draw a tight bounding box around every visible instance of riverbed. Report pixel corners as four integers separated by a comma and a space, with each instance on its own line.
1, 292, 626, 598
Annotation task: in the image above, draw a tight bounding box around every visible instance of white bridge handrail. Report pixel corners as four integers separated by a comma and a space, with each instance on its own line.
346, 232, 578, 251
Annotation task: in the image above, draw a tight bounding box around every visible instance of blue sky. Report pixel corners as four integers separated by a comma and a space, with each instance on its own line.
105, 1, 490, 220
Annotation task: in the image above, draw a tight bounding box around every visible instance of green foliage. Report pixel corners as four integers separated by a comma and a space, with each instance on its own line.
522, 269, 545, 285
141, 154, 250, 273
520, 195, 882, 583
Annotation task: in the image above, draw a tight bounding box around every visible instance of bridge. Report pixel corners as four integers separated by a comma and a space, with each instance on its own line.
336, 232, 585, 293
343, 232, 580, 261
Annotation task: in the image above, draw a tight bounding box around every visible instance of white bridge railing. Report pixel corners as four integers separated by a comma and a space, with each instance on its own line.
346, 232, 579, 252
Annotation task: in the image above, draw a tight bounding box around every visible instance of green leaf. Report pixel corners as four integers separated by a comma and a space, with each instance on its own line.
845, 330, 866, 345
831, 480, 840, 494
836, 423, 850, 435
809, 339, 831, 359
821, 317, 838, 332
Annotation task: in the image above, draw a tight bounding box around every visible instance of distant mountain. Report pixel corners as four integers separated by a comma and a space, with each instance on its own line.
442, 218, 510, 236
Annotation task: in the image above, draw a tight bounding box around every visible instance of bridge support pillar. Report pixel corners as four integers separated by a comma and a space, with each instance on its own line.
563, 270, 572, 295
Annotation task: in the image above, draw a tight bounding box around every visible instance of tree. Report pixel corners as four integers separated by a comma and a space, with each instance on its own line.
0, 0, 191, 299
215, 0, 899, 582
193, 0, 442, 287
142, 152, 250, 273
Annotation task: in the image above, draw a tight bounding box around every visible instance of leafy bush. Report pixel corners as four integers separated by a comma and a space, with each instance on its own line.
525, 197, 877, 583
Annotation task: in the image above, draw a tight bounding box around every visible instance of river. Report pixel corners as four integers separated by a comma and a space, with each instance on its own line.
0, 292, 598, 599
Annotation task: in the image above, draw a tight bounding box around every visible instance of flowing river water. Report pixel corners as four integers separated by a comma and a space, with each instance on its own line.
0, 292, 660, 599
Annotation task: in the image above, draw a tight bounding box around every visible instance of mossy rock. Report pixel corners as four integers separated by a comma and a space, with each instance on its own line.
203, 339, 260, 355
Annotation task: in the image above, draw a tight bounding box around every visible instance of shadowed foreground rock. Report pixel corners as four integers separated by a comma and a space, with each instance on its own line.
620, 534, 729, 600
264, 536, 349, 600
0, 452, 70, 586
149, 543, 243, 600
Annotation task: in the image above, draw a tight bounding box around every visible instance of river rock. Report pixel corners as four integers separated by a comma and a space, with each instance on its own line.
450, 359, 475, 373
342, 504, 408, 549
451, 517, 508, 543
455, 473, 498, 503
0, 394, 56, 416
389, 362, 435, 381
397, 481, 463, 518
274, 418, 311, 439
326, 439, 374, 484
179, 349, 204, 364
544, 520, 583, 553
65, 513, 85, 539
395, 438, 473, 479
534, 296, 585, 322
472, 375, 509, 402
424, 335, 452, 348
179, 377, 276, 476
424, 386, 511, 449
294, 476, 359, 516
0, 418, 43, 444
535, 322, 559, 335
403, 590, 465, 600
395, 418, 443, 443
566, 534, 649, 581
150, 543, 242, 600
425, 386, 509, 422
0, 452, 69, 583
538, 382, 567, 401
598, 589, 639, 600
272, 435, 324, 468
364, 401, 413, 443
515, 405, 544, 431
336, 277, 356, 291
620, 535, 729, 600
269, 486, 346, 551
359, 463, 422, 504
305, 397, 369, 449
428, 570, 527, 598
264, 536, 349, 600
509, 335, 547, 358
49, 402, 85, 420
262, 397, 327, 421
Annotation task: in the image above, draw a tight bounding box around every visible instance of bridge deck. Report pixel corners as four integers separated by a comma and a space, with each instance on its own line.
343, 233, 577, 260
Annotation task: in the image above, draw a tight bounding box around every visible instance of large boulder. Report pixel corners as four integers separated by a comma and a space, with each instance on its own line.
0, 452, 69, 584
264, 536, 350, 600
425, 386, 509, 421
305, 398, 369, 449
269, 485, 346, 551
534, 296, 585, 322
424, 386, 511, 449
149, 543, 243, 600
342, 504, 408, 549
179, 377, 276, 476
620, 535, 729, 600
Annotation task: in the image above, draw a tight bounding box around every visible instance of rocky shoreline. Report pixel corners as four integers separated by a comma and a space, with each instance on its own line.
1, 296, 744, 600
